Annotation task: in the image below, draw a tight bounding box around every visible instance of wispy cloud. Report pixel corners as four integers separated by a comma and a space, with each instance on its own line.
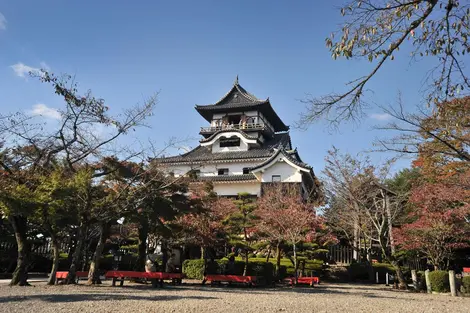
370, 113, 392, 121
0, 12, 6, 30
10, 62, 50, 79
10, 63, 40, 78
28, 103, 61, 120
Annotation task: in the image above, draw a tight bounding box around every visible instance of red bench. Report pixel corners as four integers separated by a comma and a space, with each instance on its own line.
55, 271, 88, 284
289, 276, 320, 287
203, 274, 258, 286
463, 268, 470, 276
105, 271, 185, 287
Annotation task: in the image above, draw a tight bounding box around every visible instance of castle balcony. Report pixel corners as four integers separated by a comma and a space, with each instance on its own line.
200, 123, 271, 136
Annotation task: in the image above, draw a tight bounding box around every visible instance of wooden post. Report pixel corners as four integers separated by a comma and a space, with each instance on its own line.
385, 273, 389, 286
449, 270, 457, 297
411, 270, 418, 290
376, 272, 379, 284
425, 269, 432, 293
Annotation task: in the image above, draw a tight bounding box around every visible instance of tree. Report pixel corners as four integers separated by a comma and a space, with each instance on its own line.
257, 184, 324, 282
33, 167, 78, 285
299, 0, 470, 128
0, 70, 156, 286
375, 96, 470, 162
173, 183, 235, 270
323, 148, 409, 288
395, 160, 470, 269
224, 193, 257, 275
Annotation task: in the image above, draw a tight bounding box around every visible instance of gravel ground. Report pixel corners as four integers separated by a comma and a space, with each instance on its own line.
1, 281, 469, 313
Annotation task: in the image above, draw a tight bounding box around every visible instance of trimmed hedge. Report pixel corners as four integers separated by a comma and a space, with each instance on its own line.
429, 270, 450, 293
182, 259, 206, 279
462, 276, 470, 294
348, 262, 397, 282
182, 259, 274, 282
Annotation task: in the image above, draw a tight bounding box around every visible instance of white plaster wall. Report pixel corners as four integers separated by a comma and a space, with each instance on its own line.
260, 161, 302, 183
162, 160, 264, 177
214, 182, 261, 196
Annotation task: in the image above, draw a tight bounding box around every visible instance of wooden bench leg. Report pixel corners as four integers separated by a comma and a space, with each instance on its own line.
120, 278, 124, 287
112, 278, 116, 286
151, 279, 158, 288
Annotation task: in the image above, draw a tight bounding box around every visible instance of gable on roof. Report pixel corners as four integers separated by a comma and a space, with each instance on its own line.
249, 148, 312, 174
213, 77, 263, 106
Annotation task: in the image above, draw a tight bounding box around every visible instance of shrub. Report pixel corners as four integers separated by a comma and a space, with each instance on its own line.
348, 263, 370, 281
247, 261, 274, 283
183, 259, 206, 279
277, 265, 287, 280
182, 259, 275, 282
428, 270, 450, 293
462, 276, 470, 294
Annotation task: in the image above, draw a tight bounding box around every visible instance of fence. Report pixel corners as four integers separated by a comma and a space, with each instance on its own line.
327, 245, 354, 264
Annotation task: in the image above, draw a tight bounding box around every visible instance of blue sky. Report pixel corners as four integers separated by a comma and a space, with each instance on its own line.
0, 1, 451, 175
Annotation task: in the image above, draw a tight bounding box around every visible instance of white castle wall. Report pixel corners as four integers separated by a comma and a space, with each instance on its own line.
213, 182, 261, 196
259, 161, 302, 183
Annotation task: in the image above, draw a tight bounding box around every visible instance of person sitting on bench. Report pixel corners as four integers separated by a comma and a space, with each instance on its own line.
145, 248, 158, 273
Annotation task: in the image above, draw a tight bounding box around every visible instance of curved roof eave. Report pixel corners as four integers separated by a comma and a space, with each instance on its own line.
199, 129, 260, 144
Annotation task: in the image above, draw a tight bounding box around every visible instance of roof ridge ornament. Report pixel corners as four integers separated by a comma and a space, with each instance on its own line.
234, 75, 239, 85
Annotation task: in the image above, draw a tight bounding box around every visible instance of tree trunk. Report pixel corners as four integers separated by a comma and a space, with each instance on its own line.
243, 223, 249, 276
9, 216, 30, 286
134, 218, 148, 271
381, 242, 407, 290
66, 221, 86, 284
391, 260, 407, 289
87, 222, 109, 285
162, 240, 168, 272
47, 234, 60, 285
275, 243, 281, 276
266, 245, 271, 263
353, 217, 360, 262
293, 243, 298, 284
385, 195, 396, 255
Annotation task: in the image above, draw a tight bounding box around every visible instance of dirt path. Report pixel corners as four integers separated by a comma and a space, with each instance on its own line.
1, 282, 469, 312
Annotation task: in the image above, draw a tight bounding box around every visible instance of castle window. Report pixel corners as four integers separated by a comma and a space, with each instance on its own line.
219, 136, 240, 147
218, 168, 229, 176
243, 168, 250, 174
272, 175, 281, 182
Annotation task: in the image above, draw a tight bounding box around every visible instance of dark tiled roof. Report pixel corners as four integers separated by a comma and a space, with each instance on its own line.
157, 132, 291, 164
195, 81, 289, 132
198, 174, 257, 182
249, 148, 311, 171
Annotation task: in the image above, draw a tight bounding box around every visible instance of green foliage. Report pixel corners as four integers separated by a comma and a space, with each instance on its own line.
348, 262, 396, 281
462, 276, 470, 294
182, 259, 206, 279
182, 259, 275, 282
429, 270, 450, 293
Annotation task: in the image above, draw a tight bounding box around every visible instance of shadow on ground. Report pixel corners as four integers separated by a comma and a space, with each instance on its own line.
0, 293, 217, 303
86, 282, 416, 300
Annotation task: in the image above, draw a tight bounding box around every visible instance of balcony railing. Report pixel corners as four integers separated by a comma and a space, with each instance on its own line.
200, 123, 267, 133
